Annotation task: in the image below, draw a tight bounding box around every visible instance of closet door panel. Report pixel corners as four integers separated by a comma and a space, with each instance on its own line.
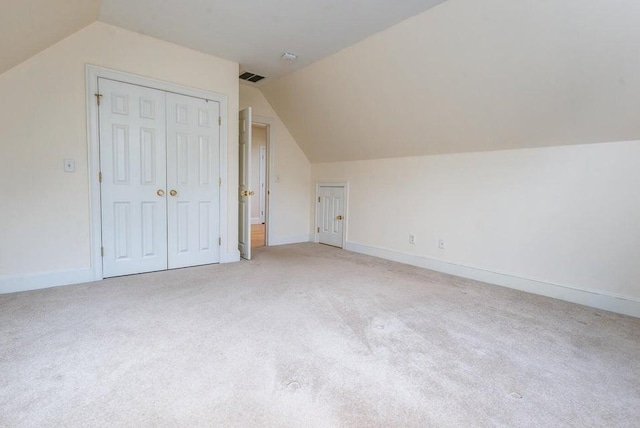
166, 93, 221, 268
99, 79, 168, 277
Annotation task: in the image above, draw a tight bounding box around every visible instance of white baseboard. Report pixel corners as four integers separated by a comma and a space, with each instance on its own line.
2, 250, 241, 294
269, 234, 314, 246
0, 268, 96, 294
344, 241, 640, 318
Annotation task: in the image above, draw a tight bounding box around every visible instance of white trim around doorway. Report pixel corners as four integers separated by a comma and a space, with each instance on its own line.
251, 115, 276, 247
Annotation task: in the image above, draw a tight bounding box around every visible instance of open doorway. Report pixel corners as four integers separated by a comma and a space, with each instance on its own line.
251, 123, 267, 249
238, 109, 274, 260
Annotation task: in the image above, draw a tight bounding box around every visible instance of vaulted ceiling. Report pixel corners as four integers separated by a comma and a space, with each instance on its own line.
1, 0, 446, 81
3, 0, 639, 163
99, 0, 447, 82
0, 0, 100, 75
261, 0, 640, 162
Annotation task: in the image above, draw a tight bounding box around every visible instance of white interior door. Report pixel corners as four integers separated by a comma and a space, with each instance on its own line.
99, 78, 168, 277
100, 78, 221, 277
166, 93, 221, 268
238, 108, 252, 260
317, 185, 345, 248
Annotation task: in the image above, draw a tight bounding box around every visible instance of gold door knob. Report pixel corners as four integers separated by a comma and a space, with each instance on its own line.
169, 189, 178, 197
249, 191, 255, 196
337, 215, 344, 220
241, 190, 255, 197
156, 189, 165, 197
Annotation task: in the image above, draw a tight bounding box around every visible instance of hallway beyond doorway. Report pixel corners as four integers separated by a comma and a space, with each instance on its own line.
251, 223, 265, 248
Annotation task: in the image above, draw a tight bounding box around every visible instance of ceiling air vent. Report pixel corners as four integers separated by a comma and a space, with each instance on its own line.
239, 71, 266, 83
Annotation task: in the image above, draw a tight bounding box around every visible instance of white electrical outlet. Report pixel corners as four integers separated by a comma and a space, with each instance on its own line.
439, 239, 445, 249
409, 234, 416, 245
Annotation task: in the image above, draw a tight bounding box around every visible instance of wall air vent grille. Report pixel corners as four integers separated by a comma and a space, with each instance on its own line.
239, 71, 266, 83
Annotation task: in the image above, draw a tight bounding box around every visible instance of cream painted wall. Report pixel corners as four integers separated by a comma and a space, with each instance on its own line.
263, 0, 640, 162
239, 84, 311, 244
0, 0, 100, 74
0, 22, 239, 277
312, 141, 640, 303
251, 125, 266, 221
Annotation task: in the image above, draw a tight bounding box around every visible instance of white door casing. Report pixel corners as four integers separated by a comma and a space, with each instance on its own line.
238, 108, 252, 260
317, 185, 346, 248
99, 78, 168, 277
87, 65, 233, 281
166, 92, 221, 268
259, 145, 266, 224
251, 115, 275, 247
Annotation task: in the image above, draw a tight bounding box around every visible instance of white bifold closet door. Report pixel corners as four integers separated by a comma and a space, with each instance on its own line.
99, 78, 220, 278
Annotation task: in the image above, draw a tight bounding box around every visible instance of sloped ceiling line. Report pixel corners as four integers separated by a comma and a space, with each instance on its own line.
261, 0, 640, 162
0, 0, 101, 75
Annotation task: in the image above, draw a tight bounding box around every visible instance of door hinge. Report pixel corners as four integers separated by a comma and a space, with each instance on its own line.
218, 116, 222, 126
318, 197, 320, 203
218, 237, 222, 246
219, 177, 222, 187
101, 247, 104, 257
317, 227, 320, 233
95, 93, 103, 106
99, 172, 102, 182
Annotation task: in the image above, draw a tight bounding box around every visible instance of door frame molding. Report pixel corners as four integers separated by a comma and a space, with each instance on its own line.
314, 181, 349, 247
86, 64, 230, 281
251, 115, 275, 246
258, 145, 267, 224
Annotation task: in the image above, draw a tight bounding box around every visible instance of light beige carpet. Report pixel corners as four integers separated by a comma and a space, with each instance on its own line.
1, 243, 639, 427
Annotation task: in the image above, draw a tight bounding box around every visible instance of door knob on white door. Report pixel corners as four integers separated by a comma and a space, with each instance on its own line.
169, 189, 178, 197
157, 189, 165, 197
336, 215, 344, 220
